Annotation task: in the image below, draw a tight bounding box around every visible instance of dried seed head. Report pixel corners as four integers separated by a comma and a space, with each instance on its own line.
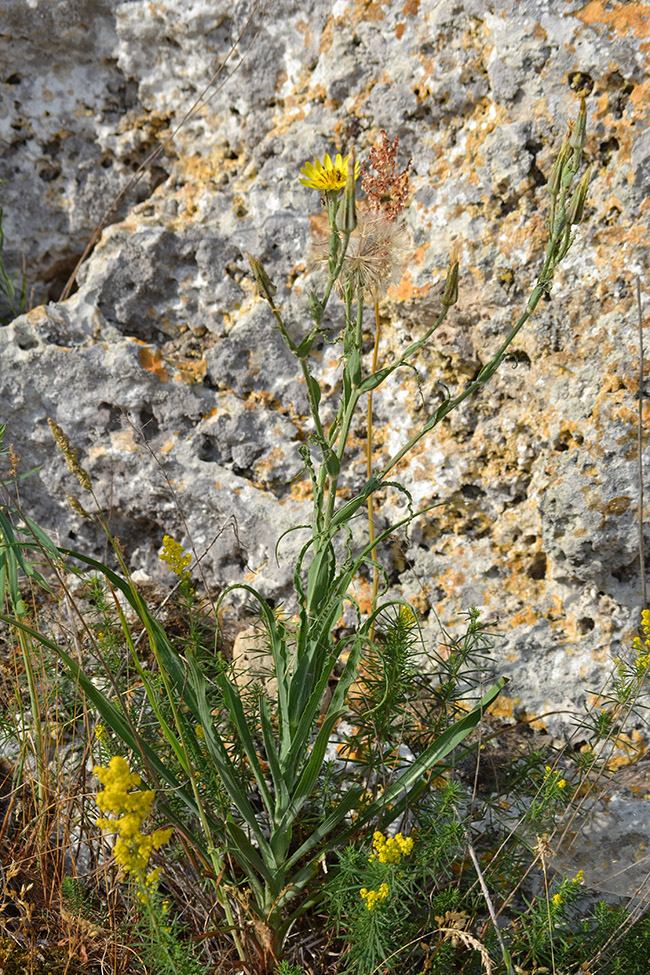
66, 494, 92, 519
361, 130, 411, 220
48, 418, 92, 491
311, 206, 408, 299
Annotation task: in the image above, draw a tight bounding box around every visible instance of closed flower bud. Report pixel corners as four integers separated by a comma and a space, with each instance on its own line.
441, 253, 459, 307
247, 252, 277, 303
548, 132, 572, 197
567, 165, 592, 225
308, 290, 324, 325
569, 95, 587, 153
336, 148, 357, 232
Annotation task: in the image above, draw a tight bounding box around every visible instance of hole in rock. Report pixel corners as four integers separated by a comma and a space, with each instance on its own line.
138, 409, 159, 441
98, 402, 124, 433
461, 483, 486, 499
527, 551, 547, 580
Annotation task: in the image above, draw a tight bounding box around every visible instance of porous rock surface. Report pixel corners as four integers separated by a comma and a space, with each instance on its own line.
1, 0, 649, 757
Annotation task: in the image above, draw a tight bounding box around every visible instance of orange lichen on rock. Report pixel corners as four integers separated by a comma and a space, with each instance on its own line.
489, 694, 522, 722
575, 1, 650, 39
605, 730, 648, 771
389, 268, 432, 302
139, 346, 169, 382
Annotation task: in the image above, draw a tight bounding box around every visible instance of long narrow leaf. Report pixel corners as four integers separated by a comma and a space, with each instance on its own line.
259, 696, 289, 820
218, 674, 274, 817
216, 583, 291, 738
275, 703, 346, 838
225, 820, 277, 898
283, 784, 363, 873
184, 652, 275, 857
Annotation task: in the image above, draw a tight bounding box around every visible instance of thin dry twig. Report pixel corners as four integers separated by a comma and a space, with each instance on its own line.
637, 275, 647, 611
467, 838, 514, 975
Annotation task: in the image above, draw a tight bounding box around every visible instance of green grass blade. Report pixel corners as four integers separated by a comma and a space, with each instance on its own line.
259, 695, 290, 818
218, 673, 275, 816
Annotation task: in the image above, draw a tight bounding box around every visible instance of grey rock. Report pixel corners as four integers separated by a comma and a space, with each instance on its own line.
0, 0, 649, 756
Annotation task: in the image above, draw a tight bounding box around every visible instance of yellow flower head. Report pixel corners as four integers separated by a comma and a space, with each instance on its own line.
95, 755, 172, 887
369, 829, 414, 864
360, 882, 389, 911
299, 152, 359, 191
159, 535, 192, 580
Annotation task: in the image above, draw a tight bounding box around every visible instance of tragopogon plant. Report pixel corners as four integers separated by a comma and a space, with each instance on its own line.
0, 98, 590, 972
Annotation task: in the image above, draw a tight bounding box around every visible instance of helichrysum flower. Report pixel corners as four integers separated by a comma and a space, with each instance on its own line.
299, 152, 359, 192
159, 534, 192, 580
369, 829, 414, 864
360, 882, 389, 911
95, 756, 172, 892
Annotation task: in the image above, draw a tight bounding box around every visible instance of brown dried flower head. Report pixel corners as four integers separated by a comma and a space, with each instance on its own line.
361, 130, 412, 220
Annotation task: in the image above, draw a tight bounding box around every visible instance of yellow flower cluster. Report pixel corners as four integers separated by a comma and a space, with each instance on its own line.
398, 605, 416, 629
369, 830, 414, 864
159, 535, 192, 580
360, 882, 389, 911
633, 609, 650, 667
551, 870, 585, 909
544, 765, 567, 789
95, 756, 172, 894
614, 610, 650, 679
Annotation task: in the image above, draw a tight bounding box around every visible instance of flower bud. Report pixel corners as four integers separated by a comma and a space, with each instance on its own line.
441, 253, 459, 307
336, 148, 357, 233
548, 131, 572, 197
247, 252, 277, 304
308, 291, 323, 325
567, 165, 592, 225
569, 95, 587, 153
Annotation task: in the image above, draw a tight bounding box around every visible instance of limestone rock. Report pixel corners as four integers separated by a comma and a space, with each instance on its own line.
0, 0, 649, 745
